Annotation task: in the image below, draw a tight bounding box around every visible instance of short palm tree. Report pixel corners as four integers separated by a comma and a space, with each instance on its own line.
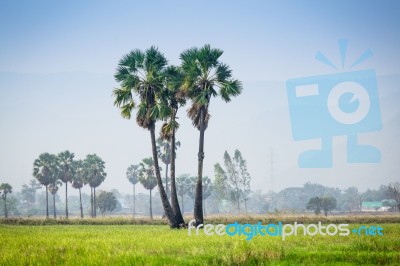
138, 158, 158, 220
126, 164, 139, 218
113, 47, 178, 227
57, 150, 75, 218
0, 183, 12, 218
83, 154, 106, 218
72, 159, 86, 218
176, 174, 191, 215
33, 153, 58, 218
180, 44, 243, 225
48, 179, 62, 219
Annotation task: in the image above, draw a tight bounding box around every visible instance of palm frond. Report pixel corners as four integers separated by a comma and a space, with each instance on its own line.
219, 79, 243, 102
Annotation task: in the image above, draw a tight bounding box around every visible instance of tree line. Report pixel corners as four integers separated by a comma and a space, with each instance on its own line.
126, 147, 251, 220
31, 151, 106, 219
1, 180, 400, 218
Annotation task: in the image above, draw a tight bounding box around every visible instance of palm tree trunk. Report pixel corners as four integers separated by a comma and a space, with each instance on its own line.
133, 184, 136, 218
149, 123, 178, 228
170, 117, 185, 225
53, 193, 56, 219
65, 182, 68, 218
79, 187, 83, 218
4, 194, 7, 218
45, 185, 49, 219
194, 107, 206, 226
149, 189, 153, 220
94, 187, 97, 218
165, 163, 169, 199
90, 187, 93, 218
181, 194, 184, 215
203, 198, 206, 217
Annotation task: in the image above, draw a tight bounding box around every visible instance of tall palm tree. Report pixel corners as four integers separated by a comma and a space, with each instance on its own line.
57, 150, 75, 218
84, 154, 106, 218
180, 44, 243, 225
113, 47, 178, 227
126, 164, 139, 218
72, 159, 86, 218
138, 158, 158, 220
158, 65, 187, 225
0, 183, 12, 218
33, 153, 58, 218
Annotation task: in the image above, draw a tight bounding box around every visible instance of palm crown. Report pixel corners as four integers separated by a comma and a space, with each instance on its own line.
180, 44, 242, 129
113, 46, 169, 128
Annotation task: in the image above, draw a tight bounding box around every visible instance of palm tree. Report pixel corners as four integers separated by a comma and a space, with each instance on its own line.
0, 183, 12, 218
156, 138, 171, 198
84, 154, 106, 218
126, 164, 139, 218
138, 158, 158, 220
33, 153, 58, 218
158, 65, 187, 225
72, 159, 86, 218
57, 150, 75, 218
48, 180, 62, 219
113, 47, 178, 227
176, 174, 191, 215
180, 44, 243, 225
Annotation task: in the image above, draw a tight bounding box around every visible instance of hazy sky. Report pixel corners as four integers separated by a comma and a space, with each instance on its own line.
1, 0, 399, 196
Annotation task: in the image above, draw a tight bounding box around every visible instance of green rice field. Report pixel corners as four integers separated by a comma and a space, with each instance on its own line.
1, 217, 399, 265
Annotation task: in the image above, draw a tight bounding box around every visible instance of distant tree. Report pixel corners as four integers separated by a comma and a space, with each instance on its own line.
84, 154, 107, 218
385, 182, 400, 212
361, 185, 386, 202
217, 149, 251, 214
138, 158, 158, 219
202, 176, 213, 217
21, 179, 41, 215
57, 150, 75, 218
156, 138, 181, 198
33, 153, 58, 218
48, 177, 62, 219
321, 196, 337, 216
96, 191, 117, 216
235, 150, 251, 214
176, 174, 191, 214
48, 163, 62, 219
306, 197, 322, 215
186, 176, 197, 206
126, 164, 139, 218
0, 183, 12, 218
213, 163, 230, 212
72, 160, 86, 218
343, 187, 361, 212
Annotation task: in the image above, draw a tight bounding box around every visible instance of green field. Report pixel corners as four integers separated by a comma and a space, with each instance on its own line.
1, 221, 399, 265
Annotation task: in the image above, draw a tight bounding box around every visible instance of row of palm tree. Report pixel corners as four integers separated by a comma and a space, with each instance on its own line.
113, 44, 242, 228
32, 151, 106, 218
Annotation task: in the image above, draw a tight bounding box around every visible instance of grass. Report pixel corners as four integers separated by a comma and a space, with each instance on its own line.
0, 219, 399, 265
